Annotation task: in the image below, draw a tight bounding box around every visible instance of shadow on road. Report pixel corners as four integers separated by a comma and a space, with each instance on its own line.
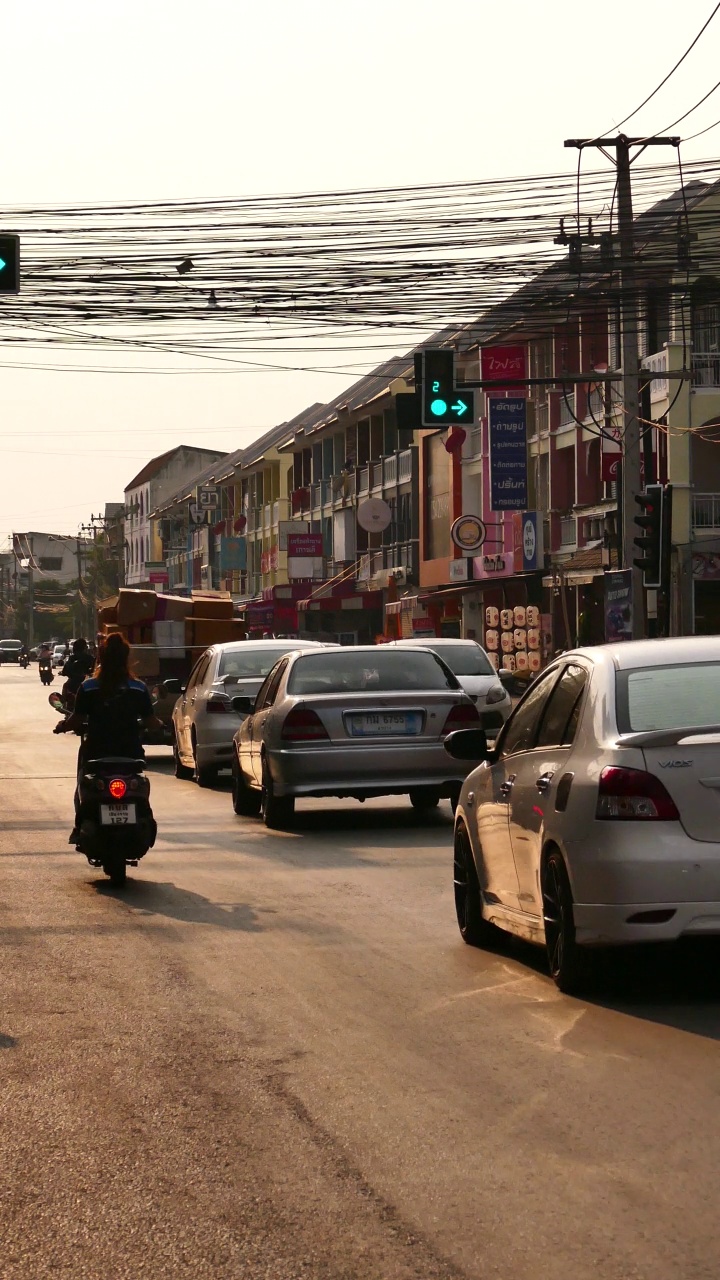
0, 1033, 17, 1048
93, 878, 263, 932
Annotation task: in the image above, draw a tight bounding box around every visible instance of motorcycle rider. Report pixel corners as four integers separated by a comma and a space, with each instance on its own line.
54, 633, 162, 844
61, 637, 94, 708
38, 643, 53, 683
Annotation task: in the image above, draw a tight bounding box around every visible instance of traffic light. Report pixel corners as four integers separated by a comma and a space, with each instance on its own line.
633, 484, 663, 589
421, 349, 474, 427
0, 235, 20, 293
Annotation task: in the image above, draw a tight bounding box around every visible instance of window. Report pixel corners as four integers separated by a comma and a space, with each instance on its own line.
38, 557, 63, 572
616, 662, 720, 733
256, 659, 288, 710
498, 669, 560, 757
219, 646, 299, 680
418, 643, 494, 677
187, 654, 212, 692
536, 664, 588, 748
288, 649, 458, 695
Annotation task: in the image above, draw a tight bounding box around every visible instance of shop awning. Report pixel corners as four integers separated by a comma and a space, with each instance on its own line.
384, 595, 419, 615
542, 544, 618, 588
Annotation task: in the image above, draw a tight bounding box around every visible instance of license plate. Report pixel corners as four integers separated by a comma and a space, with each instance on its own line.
348, 712, 422, 737
100, 803, 136, 826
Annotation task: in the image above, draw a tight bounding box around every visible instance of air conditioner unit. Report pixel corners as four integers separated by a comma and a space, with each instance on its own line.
388, 567, 408, 586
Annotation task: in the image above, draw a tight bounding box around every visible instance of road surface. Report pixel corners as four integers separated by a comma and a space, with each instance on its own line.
1, 665, 719, 1279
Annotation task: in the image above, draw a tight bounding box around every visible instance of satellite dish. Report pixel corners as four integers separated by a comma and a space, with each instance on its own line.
357, 498, 392, 533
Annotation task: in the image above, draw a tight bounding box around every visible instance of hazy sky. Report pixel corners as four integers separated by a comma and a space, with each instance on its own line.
2, 0, 719, 541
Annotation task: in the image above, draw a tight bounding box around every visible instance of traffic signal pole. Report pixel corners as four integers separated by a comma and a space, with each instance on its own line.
565, 134, 680, 639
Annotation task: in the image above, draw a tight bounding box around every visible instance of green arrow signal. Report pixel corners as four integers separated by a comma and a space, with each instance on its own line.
452, 399, 468, 416
0, 259, 6, 273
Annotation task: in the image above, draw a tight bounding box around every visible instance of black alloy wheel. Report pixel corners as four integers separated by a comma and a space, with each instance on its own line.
409, 787, 441, 812
542, 849, 590, 994
453, 824, 498, 947
231, 754, 261, 817
260, 758, 295, 830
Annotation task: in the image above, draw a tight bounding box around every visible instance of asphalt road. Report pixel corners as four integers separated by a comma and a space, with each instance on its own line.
2, 665, 720, 1279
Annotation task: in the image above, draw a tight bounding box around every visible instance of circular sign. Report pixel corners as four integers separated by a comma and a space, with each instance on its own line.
357, 498, 392, 533
451, 514, 487, 553
522, 518, 536, 565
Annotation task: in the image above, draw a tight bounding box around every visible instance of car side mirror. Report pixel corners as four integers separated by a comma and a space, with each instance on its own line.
444, 727, 489, 762
231, 695, 254, 715
162, 678, 183, 696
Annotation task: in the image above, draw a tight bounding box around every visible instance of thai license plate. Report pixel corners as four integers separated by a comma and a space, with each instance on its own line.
348, 712, 422, 737
100, 803, 136, 826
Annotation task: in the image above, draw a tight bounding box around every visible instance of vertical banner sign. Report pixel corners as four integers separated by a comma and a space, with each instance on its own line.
489, 398, 528, 511
601, 425, 622, 482
604, 570, 633, 642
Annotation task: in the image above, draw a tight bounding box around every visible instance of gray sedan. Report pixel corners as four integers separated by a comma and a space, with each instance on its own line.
230, 645, 483, 827
171, 639, 332, 786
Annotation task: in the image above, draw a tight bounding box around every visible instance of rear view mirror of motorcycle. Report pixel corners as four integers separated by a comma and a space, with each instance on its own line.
48, 692, 66, 714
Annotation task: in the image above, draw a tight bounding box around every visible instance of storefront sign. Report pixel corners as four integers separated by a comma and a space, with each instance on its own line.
521, 511, 542, 572
219, 537, 246, 572
489, 399, 528, 510
411, 616, 435, 635
604, 570, 633, 642
481, 344, 527, 393
472, 553, 510, 579
451, 514, 486, 554
449, 558, 471, 582
286, 532, 322, 557
692, 552, 720, 579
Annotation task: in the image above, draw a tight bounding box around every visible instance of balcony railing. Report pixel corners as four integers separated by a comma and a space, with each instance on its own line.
586, 386, 605, 423
693, 493, 720, 530
358, 466, 370, 495
560, 516, 577, 547
398, 449, 413, 482
558, 392, 576, 428
692, 354, 720, 388
535, 401, 549, 435
383, 455, 397, 486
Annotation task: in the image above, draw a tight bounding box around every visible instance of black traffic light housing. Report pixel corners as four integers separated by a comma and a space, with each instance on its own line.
0, 235, 20, 293
633, 484, 664, 589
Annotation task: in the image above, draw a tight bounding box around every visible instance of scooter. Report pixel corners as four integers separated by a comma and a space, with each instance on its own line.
49, 695, 157, 887
19, 654, 29, 669
39, 656, 53, 685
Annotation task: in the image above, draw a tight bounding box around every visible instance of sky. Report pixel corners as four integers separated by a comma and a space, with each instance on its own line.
2, 0, 720, 542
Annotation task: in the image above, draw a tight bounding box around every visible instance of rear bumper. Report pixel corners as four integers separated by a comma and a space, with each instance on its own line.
575, 900, 720, 946
267, 742, 466, 798
196, 720, 244, 768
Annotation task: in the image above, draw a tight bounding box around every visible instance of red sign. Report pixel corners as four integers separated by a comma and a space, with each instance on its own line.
287, 532, 323, 557
481, 345, 527, 394
149, 571, 169, 584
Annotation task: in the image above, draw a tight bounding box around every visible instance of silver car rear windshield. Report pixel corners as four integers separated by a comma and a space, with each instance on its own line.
420, 644, 494, 677
288, 650, 459, 695
218, 648, 297, 680
616, 662, 720, 732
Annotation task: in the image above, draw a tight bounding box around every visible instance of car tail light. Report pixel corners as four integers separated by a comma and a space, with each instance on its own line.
281, 707, 329, 742
442, 702, 481, 734
109, 778, 127, 800
206, 696, 229, 715
596, 767, 680, 821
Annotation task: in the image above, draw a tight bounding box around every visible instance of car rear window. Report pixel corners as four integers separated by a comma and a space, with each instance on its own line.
616, 662, 720, 732
419, 644, 494, 677
1, 640, 22, 649
288, 649, 459, 695
218, 647, 299, 680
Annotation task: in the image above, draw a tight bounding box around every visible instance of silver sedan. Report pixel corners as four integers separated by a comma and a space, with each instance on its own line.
171, 639, 332, 786
230, 645, 483, 827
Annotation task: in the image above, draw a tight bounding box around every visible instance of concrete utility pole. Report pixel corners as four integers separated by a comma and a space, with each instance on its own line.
564, 134, 679, 639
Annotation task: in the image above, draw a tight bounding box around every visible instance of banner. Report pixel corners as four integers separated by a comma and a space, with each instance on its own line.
219, 537, 247, 573
489, 398, 528, 510
604, 570, 633, 642
481, 345, 527, 393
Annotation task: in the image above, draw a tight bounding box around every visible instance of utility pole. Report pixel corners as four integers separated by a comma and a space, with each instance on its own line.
565, 134, 679, 639
27, 538, 34, 651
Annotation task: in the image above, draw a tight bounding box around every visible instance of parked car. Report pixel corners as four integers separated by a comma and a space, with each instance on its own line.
445, 635, 720, 994
230, 644, 482, 828
386, 638, 511, 729
52, 645, 67, 669
170, 639, 334, 786
0, 639, 24, 663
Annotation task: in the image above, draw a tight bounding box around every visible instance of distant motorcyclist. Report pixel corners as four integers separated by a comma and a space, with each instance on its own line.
38, 644, 53, 684
54, 633, 162, 843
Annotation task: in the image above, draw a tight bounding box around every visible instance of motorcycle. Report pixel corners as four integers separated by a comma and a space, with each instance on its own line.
19, 654, 29, 669
49, 695, 157, 887
39, 655, 54, 685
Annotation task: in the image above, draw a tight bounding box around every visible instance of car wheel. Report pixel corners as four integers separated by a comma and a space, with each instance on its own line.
453, 823, 499, 947
409, 787, 441, 812
260, 758, 295, 829
172, 730, 193, 780
192, 732, 218, 789
542, 848, 591, 994
231, 754, 261, 817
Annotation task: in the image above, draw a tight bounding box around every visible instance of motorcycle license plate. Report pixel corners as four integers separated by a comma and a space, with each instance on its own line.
100, 803, 136, 826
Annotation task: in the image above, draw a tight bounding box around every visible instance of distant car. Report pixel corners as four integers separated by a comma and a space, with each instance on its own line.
230, 644, 482, 828
445, 635, 720, 995
52, 645, 67, 668
386, 638, 511, 730
0, 639, 24, 664
171, 639, 335, 786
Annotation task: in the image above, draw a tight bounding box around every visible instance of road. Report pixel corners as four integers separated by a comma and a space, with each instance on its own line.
1, 664, 720, 1279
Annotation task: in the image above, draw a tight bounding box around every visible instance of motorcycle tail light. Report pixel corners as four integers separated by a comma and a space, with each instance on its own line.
108, 778, 127, 800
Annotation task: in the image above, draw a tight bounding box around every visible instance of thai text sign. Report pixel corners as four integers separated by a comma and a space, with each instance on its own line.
489, 398, 528, 511
481, 345, 527, 393
286, 532, 323, 557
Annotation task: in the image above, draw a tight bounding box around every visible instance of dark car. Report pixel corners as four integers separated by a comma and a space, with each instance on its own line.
0, 639, 24, 664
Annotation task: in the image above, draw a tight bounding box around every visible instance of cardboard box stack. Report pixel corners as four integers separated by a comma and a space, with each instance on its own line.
96, 589, 246, 678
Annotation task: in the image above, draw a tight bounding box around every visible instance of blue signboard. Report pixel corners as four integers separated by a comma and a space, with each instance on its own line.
489, 398, 528, 511
219, 536, 247, 573
521, 511, 540, 571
